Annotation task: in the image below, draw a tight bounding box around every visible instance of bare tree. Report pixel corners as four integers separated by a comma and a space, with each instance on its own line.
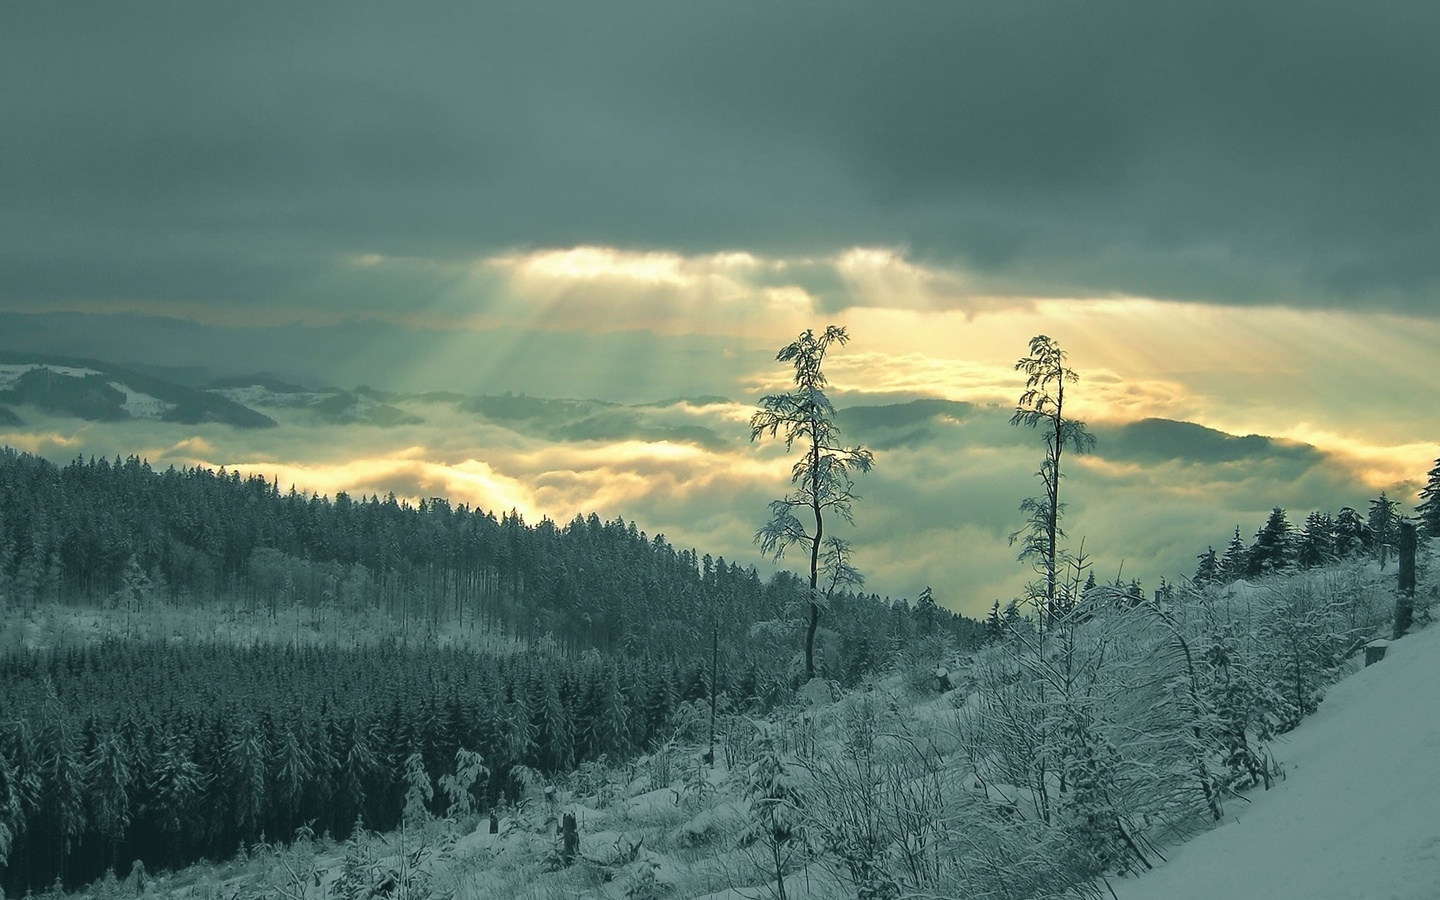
1011, 335, 1095, 629
751, 326, 874, 682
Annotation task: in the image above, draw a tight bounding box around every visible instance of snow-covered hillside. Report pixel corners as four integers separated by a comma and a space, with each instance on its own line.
1112, 619, 1440, 900
21, 560, 1435, 900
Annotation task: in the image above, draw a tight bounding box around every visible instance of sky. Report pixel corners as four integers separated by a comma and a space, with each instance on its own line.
2, 2, 1438, 614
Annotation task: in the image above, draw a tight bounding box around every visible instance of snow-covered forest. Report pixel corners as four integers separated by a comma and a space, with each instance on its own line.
0, 467, 1434, 895
1, 332, 1438, 899
8, 0, 1440, 894
1, 535, 1431, 898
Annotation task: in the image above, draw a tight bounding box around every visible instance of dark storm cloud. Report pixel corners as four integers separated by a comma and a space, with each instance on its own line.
4, 1, 1439, 315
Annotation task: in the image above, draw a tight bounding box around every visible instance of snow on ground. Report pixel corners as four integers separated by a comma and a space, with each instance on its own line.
1112, 622, 1440, 900
108, 381, 175, 419
0, 363, 101, 387
214, 384, 331, 407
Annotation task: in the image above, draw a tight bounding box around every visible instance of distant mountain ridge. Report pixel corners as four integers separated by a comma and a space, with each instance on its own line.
0, 353, 278, 428
0, 353, 1323, 474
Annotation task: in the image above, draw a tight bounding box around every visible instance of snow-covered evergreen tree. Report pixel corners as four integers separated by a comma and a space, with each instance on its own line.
984, 601, 1004, 643
37, 684, 86, 879
83, 729, 133, 868
1297, 511, 1335, 569
1247, 508, 1294, 576
1220, 527, 1248, 583
1417, 454, 1440, 538
222, 718, 267, 845
1333, 506, 1368, 557
1194, 547, 1220, 585
1369, 492, 1401, 569
743, 724, 806, 900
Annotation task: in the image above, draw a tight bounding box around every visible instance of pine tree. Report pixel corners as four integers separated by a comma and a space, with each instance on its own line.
595, 666, 631, 759
536, 672, 574, 773
1247, 508, 1294, 577
504, 685, 537, 769
1193, 547, 1220, 585
743, 725, 805, 900
438, 749, 488, 820
268, 723, 313, 841
148, 727, 204, 866
334, 717, 379, 836
1369, 492, 1401, 569
1297, 511, 1335, 569
913, 586, 940, 635
1333, 506, 1367, 557
1417, 455, 1440, 538
843, 633, 876, 684
984, 601, 1004, 643
1001, 599, 1023, 634
37, 683, 87, 880
83, 729, 134, 868
0, 735, 28, 868
223, 718, 268, 845
1219, 527, 1248, 583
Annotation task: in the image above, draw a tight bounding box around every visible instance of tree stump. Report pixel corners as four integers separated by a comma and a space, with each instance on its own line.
1396, 522, 1417, 639
561, 812, 579, 867
1365, 639, 1391, 666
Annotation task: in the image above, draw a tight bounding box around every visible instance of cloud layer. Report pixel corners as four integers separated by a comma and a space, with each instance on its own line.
2, 4, 1436, 613
0, 377, 1425, 616
4, 2, 1440, 317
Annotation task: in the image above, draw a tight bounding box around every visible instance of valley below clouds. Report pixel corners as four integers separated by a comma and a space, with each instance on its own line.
0, 348, 1418, 615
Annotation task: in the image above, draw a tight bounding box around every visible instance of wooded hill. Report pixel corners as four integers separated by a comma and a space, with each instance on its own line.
0, 446, 986, 894
0, 448, 981, 669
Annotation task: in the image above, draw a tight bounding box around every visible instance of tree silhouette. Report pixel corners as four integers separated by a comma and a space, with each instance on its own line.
1417, 454, 1440, 538
750, 326, 875, 682
1010, 335, 1095, 629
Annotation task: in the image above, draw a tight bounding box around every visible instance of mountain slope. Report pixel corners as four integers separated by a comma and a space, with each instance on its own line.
0, 353, 277, 428
1114, 621, 1440, 900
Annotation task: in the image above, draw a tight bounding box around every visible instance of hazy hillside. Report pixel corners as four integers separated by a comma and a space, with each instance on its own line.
0, 355, 276, 429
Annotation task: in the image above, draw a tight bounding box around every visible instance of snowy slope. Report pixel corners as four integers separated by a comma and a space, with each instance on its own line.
1112, 622, 1440, 900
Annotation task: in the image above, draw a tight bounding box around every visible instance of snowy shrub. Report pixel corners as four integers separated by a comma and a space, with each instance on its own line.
438, 748, 489, 821
893, 631, 955, 696
646, 741, 675, 790
678, 753, 715, 811
740, 723, 809, 900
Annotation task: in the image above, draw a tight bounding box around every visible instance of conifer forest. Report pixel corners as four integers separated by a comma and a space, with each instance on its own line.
0, 332, 1436, 900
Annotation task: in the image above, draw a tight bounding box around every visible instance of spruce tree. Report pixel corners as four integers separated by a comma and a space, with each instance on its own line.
1193, 547, 1220, 585
1247, 508, 1294, 577
914, 586, 940, 635
83, 730, 133, 869
1297, 511, 1335, 569
984, 601, 1004, 643
222, 718, 267, 846
1333, 506, 1367, 557
268, 723, 313, 840
1417, 455, 1440, 538
1368, 492, 1401, 569
37, 685, 86, 880
1219, 527, 1248, 582
334, 717, 379, 836
148, 728, 203, 866
596, 666, 631, 759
